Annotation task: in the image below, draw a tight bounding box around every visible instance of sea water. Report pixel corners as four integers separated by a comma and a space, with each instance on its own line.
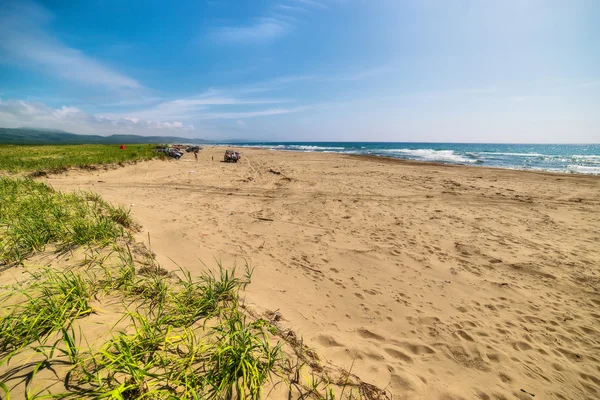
215, 142, 600, 175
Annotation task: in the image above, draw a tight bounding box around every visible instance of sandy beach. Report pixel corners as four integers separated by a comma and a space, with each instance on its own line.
44, 146, 600, 400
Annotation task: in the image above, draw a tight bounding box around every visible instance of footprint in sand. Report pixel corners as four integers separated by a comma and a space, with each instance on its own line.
455, 330, 475, 342
389, 372, 426, 395
580, 372, 600, 387
357, 328, 385, 342
512, 341, 533, 351
316, 334, 344, 347
462, 320, 478, 328
384, 348, 414, 363
498, 372, 513, 383
400, 342, 436, 355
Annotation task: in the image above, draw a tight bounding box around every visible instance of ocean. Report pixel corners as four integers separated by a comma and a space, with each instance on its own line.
216, 142, 600, 175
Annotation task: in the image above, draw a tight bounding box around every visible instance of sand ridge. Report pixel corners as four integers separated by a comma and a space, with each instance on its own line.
45, 146, 600, 399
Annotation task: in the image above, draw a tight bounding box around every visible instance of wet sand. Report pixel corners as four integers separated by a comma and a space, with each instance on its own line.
45, 146, 600, 400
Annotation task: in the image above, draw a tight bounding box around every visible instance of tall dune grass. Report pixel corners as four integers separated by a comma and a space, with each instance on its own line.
0, 144, 164, 174
0, 178, 131, 264
0, 268, 95, 355
0, 179, 373, 399
0, 262, 281, 399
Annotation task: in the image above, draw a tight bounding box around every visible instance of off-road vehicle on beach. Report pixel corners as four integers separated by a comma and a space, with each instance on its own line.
224, 150, 241, 163
186, 146, 202, 153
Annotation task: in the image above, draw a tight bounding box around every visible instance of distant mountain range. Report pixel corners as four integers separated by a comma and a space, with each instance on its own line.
0, 127, 211, 145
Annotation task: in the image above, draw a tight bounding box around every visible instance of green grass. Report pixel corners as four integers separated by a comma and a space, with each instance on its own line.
0, 263, 282, 399
206, 312, 280, 399
0, 178, 132, 265
0, 179, 377, 399
0, 179, 283, 399
0, 268, 95, 355
0, 144, 164, 174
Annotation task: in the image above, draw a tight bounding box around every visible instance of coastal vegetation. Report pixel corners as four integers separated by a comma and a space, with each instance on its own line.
0, 144, 165, 175
0, 177, 382, 399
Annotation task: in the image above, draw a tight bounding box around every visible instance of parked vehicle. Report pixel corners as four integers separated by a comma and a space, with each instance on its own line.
224, 150, 241, 163
155, 146, 184, 159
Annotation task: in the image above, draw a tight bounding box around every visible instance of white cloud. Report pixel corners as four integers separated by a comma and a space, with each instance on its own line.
211, 0, 338, 44
333, 66, 391, 82
53, 106, 81, 119
164, 96, 290, 107
290, 0, 327, 9
275, 4, 308, 13
0, 99, 193, 136
0, 91, 308, 137
198, 107, 306, 120
236, 75, 316, 93
212, 18, 291, 44
103, 91, 294, 121
0, 0, 141, 91
231, 68, 386, 94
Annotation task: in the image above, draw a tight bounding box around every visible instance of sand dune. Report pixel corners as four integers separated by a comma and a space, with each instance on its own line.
45, 147, 600, 399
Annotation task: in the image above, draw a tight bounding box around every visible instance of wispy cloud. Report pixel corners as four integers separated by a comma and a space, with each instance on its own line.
236, 75, 316, 93
274, 4, 309, 13
333, 67, 391, 82
198, 106, 307, 120
211, 0, 334, 44
290, 0, 327, 9
212, 18, 291, 44
0, 83, 307, 135
105, 90, 294, 121
232, 67, 386, 93
0, 94, 308, 136
0, 0, 141, 91
0, 99, 193, 135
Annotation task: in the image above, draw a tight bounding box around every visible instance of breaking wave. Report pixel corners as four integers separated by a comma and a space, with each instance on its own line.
372, 149, 477, 163
214, 142, 600, 175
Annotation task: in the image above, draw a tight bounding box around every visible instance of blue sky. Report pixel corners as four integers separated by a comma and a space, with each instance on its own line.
0, 0, 598, 142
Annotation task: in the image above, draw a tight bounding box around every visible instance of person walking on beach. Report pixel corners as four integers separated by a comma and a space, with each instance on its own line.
193, 148, 199, 161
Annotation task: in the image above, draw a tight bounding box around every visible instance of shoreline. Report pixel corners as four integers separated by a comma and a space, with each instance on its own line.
211, 144, 600, 178
347, 153, 600, 179
207, 143, 600, 177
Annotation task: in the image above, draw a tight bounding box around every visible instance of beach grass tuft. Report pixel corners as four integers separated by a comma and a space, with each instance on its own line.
0, 177, 378, 399
0, 268, 95, 356
0, 144, 165, 174
0, 178, 130, 265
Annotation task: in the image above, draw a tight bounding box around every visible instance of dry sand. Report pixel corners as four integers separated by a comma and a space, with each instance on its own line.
45, 146, 600, 400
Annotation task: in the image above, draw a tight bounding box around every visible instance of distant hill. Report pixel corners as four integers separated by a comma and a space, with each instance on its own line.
0, 127, 210, 145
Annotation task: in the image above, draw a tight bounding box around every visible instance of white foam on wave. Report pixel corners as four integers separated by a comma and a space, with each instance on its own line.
218, 144, 286, 150
376, 149, 477, 163
566, 165, 600, 174
479, 152, 545, 157
287, 145, 346, 151
211, 143, 600, 175
229, 144, 347, 152
571, 155, 600, 164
